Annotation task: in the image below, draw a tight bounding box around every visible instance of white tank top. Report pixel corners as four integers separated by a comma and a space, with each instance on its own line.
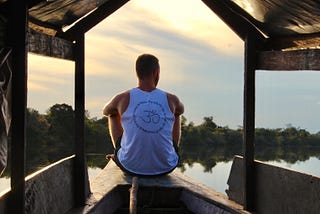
117, 88, 178, 175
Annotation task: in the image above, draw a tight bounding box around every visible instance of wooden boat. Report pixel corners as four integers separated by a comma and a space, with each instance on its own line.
68, 161, 249, 214
0, 155, 249, 214
2, 155, 316, 214
5, 0, 320, 213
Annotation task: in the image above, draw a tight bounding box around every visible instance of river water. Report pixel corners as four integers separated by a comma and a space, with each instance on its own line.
88, 156, 320, 194
1, 156, 319, 194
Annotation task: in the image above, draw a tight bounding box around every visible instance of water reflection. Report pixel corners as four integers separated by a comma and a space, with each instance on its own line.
181, 161, 233, 194
85, 143, 320, 194
266, 157, 320, 177
86, 155, 320, 194
1, 143, 320, 194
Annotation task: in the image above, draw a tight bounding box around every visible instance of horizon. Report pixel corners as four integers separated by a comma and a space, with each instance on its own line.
26, 102, 320, 134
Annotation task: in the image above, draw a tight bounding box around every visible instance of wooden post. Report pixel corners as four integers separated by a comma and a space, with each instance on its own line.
243, 30, 256, 211
130, 177, 138, 214
74, 33, 87, 206
8, 0, 28, 213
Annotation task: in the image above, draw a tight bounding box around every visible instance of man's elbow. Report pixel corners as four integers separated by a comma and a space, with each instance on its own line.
102, 107, 109, 117
175, 106, 184, 117
103, 106, 114, 117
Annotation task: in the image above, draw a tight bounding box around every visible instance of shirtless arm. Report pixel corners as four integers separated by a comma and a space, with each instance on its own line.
167, 93, 184, 148
103, 95, 124, 148
172, 116, 181, 148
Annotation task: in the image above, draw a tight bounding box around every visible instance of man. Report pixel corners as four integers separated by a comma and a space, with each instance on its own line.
103, 54, 184, 176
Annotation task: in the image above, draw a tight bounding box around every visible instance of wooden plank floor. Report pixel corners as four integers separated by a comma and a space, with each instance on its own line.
67, 160, 249, 214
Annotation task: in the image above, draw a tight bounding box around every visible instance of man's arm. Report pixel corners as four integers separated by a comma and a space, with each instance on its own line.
168, 94, 184, 148
172, 115, 181, 148
108, 114, 123, 148
103, 95, 124, 148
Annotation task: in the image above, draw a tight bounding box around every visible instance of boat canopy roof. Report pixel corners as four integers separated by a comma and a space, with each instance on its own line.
1, 0, 320, 50
230, 0, 320, 37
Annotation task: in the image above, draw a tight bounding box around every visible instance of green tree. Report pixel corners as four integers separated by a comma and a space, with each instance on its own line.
26, 108, 50, 172
20, 103, 320, 174
201, 116, 217, 131
85, 116, 113, 154
45, 103, 74, 161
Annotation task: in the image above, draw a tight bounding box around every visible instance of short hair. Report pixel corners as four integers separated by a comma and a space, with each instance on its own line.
135, 54, 159, 80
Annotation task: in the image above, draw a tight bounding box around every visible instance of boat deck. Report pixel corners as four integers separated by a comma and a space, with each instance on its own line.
68, 161, 249, 214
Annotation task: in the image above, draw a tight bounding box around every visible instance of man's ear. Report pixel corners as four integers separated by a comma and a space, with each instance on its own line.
153, 68, 160, 85
152, 68, 159, 76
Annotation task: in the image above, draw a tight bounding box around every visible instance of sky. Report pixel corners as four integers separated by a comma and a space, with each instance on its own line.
27, 0, 320, 133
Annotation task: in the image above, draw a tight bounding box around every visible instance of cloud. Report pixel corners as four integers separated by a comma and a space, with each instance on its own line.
85, 0, 243, 79
29, 73, 66, 84
28, 54, 74, 74
85, 97, 106, 117
85, 3, 243, 90
28, 82, 49, 91
28, 55, 74, 94
28, 54, 74, 111
256, 71, 320, 133
129, 0, 243, 55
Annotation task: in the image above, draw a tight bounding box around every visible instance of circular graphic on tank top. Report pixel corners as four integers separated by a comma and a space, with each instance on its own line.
133, 100, 166, 133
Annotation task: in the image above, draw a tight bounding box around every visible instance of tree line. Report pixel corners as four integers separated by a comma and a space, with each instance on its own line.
4, 103, 320, 176
180, 116, 320, 172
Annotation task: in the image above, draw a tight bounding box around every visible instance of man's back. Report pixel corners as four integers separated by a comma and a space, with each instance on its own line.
103, 54, 184, 176
117, 88, 178, 175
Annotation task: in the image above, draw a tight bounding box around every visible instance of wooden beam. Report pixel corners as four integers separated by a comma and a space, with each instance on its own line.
257, 49, 320, 71
59, 0, 129, 41
8, 0, 28, 213
74, 33, 87, 207
243, 30, 256, 211
28, 28, 75, 61
263, 33, 320, 51
201, 0, 265, 43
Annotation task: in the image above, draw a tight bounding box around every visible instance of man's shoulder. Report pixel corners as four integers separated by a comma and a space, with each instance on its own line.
163, 91, 184, 115
165, 91, 180, 102
114, 90, 130, 100
109, 90, 130, 115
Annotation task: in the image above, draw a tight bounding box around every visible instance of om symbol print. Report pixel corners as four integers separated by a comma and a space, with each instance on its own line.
133, 101, 166, 133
